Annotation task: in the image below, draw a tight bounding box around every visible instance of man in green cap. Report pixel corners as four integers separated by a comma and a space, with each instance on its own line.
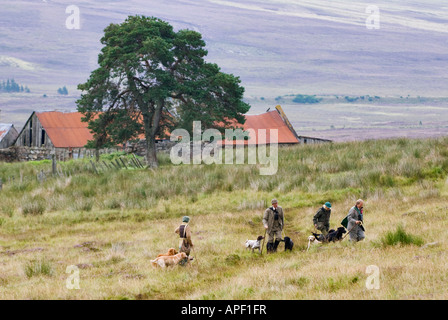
313, 202, 332, 236
175, 216, 194, 265
262, 199, 284, 253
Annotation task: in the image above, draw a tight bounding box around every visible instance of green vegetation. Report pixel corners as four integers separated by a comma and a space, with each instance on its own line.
1, 138, 447, 216
77, 15, 250, 168
0, 137, 447, 299
380, 225, 424, 247
24, 258, 54, 278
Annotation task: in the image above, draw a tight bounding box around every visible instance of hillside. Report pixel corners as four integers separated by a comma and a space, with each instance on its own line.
1, 0, 448, 140
0, 137, 447, 299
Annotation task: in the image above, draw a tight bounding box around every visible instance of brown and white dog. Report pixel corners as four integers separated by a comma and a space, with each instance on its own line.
156, 248, 178, 258
151, 252, 187, 268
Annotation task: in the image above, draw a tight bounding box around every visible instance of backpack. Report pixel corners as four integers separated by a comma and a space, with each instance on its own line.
341, 215, 348, 229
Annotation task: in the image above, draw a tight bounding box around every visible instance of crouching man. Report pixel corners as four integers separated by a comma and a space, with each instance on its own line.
262, 199, 284, 253
175, 216, 194, 265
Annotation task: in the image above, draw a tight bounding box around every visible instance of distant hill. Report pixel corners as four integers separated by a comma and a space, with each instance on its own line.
1, 0, 448, 134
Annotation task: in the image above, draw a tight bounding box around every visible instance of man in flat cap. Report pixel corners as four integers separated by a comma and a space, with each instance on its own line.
262, 199, 284, 253
175, 216, 194, 260
313, 202, 332, 236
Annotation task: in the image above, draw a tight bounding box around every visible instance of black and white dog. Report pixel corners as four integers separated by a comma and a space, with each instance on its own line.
245, 235, 265, 253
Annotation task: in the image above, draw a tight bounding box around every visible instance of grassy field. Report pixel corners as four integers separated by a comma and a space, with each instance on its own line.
0, 137, 448, 299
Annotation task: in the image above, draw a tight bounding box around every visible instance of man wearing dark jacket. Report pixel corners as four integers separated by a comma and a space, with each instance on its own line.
313, 202, 332, 236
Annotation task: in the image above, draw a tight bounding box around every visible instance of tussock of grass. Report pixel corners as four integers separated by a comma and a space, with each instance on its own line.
24, 258, 54, 278
380, 225, 424, 247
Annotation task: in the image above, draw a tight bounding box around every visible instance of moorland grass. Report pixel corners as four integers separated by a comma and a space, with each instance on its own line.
0, 137, 447, 299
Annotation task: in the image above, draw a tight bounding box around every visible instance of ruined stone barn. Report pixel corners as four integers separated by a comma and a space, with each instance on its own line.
13, 111, 174, 160
0, 123, 19, 149
15, 111, 94, 149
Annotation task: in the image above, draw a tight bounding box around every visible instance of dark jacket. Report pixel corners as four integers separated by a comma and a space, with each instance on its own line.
313, 207, 331, 228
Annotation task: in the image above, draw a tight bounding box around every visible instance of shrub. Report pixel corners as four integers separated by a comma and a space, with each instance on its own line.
225, 254, 241, 265
24, 258, 54, 278
380, 225, 424, 247
22, 198, 46, 216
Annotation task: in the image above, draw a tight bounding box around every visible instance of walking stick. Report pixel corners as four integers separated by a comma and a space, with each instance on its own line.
191, 246, 199, 265
260, 228, 267, 255
342, 221, 362, 240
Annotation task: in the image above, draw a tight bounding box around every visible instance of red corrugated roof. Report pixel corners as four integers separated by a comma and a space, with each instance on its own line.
35, 111, 172, 148
36, 112, 94, 148
218, 110, 299, 145
35, 109, 298, 148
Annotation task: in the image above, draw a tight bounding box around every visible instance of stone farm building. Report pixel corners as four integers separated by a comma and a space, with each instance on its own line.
0, 123, 18, 149
218, 105, 332, 146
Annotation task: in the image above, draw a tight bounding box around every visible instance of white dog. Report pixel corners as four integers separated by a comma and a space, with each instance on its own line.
307, 235, 322, 251
245, 235, 264, 253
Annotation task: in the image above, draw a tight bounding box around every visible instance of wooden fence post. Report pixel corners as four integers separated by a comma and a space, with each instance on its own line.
90, 160, 98, 174
52, 154, 57, 175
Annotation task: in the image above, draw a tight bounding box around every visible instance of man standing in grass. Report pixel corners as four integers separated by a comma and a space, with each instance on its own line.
263, 199, 284, 253
346, 199, 365, 242
313, 202, 332, 236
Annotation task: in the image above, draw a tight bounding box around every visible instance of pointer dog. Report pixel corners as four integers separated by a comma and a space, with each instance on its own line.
245, 236, 264, 253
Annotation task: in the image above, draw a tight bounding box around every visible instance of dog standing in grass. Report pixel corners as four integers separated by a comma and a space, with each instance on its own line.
245, 236, 264, 253
281, 236, 294, 251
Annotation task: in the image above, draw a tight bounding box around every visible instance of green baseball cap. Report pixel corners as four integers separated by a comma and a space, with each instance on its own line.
325, 202, 332, 208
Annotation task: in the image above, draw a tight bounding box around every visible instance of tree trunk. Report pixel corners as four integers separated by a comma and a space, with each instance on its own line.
146, 136, 158, 168
143, 101, 163, 168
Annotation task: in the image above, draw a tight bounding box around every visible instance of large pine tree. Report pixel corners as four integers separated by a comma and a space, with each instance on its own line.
77, 15, 250, 167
